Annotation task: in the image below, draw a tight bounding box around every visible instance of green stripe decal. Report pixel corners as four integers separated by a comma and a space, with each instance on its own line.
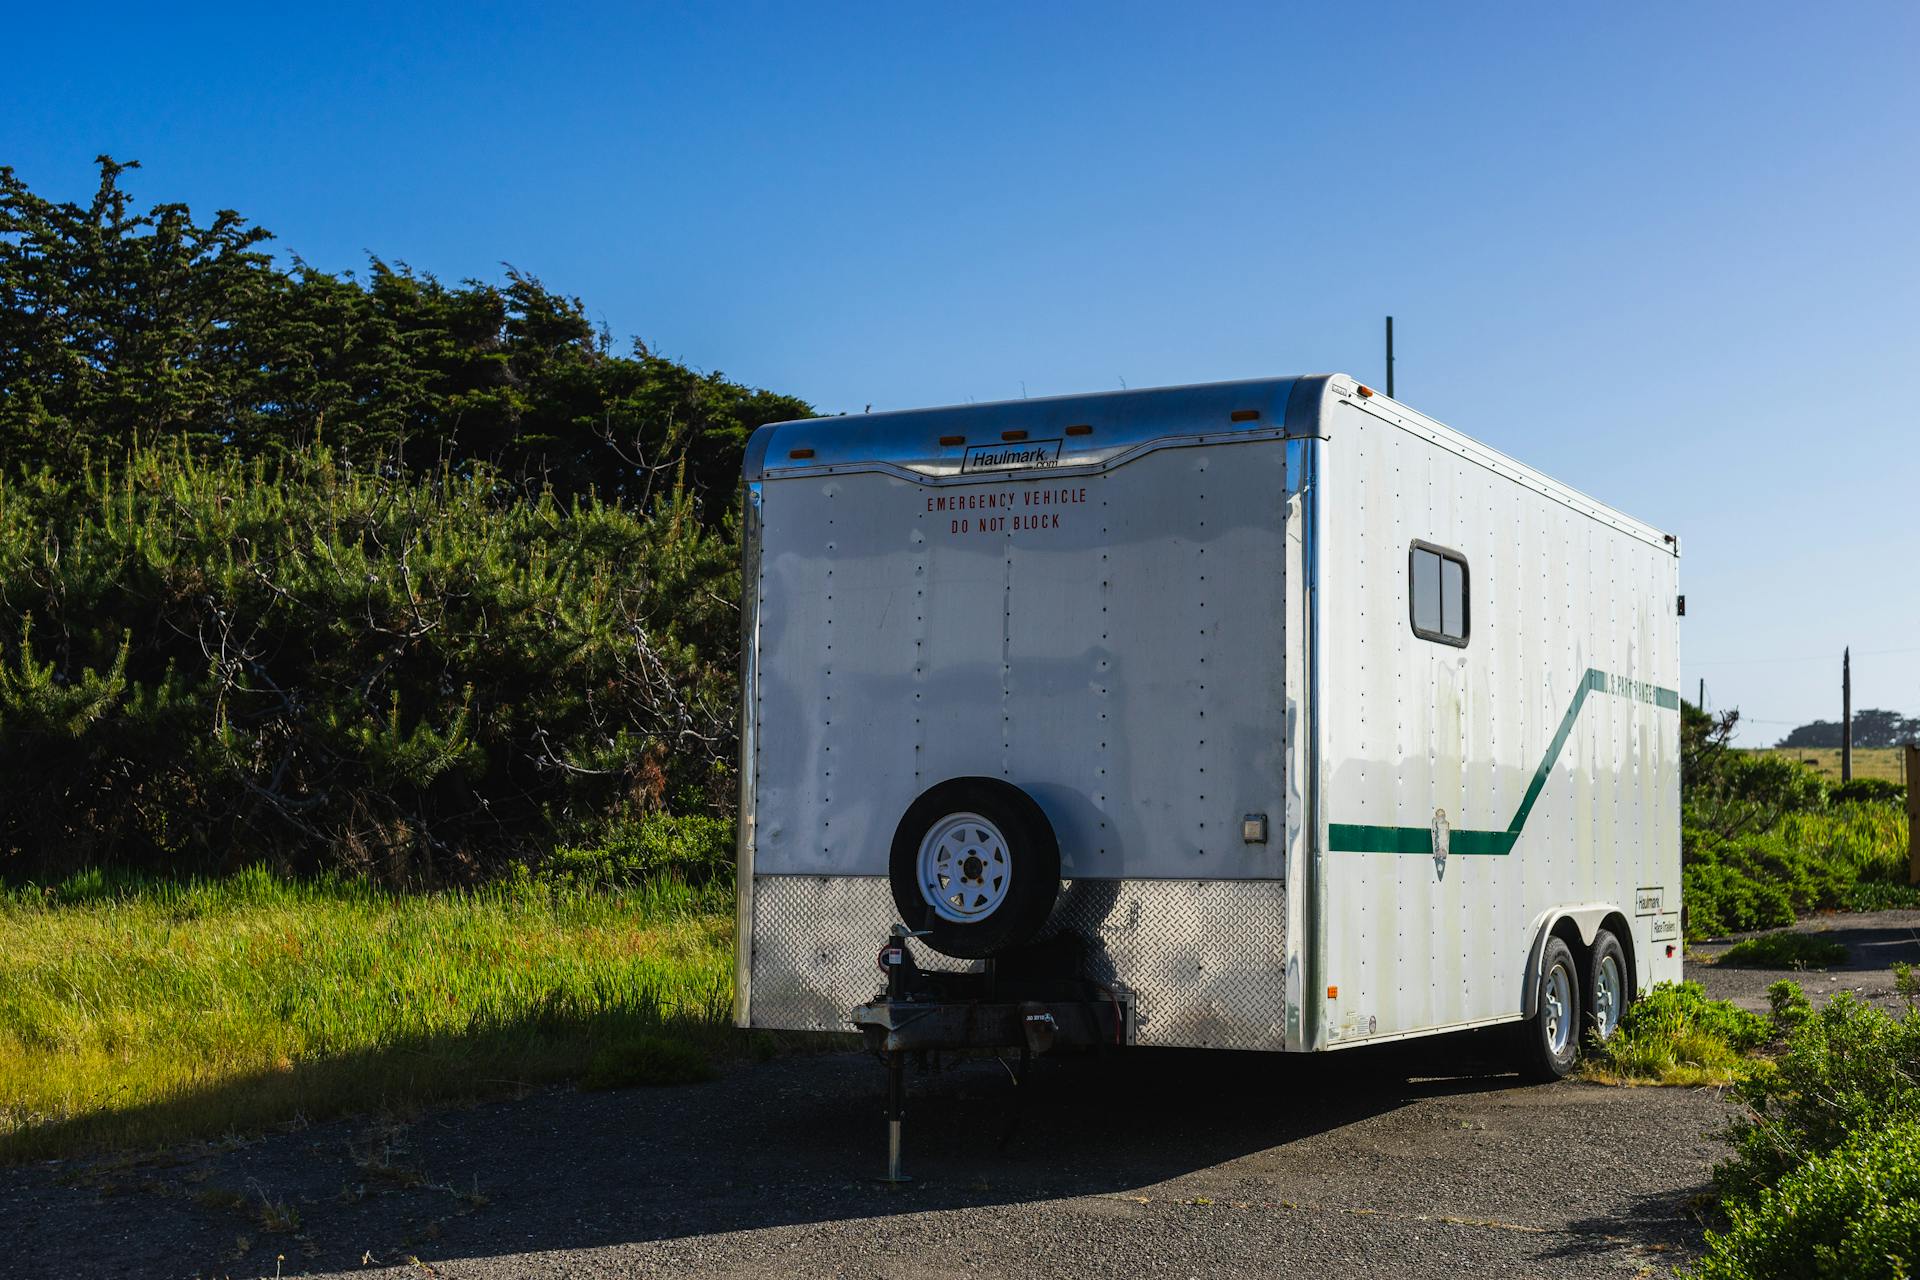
1328, 668, 1678, 857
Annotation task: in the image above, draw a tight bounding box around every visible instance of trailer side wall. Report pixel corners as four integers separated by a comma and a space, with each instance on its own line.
1312, 397, 1684, 1047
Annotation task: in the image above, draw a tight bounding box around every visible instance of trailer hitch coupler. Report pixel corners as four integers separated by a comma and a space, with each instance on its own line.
880, 923, 926, 1000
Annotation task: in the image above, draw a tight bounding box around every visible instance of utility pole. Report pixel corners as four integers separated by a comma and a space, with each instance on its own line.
1698, 678, 1705, 712
1385, 316, 1395, 399
1906, 743, 1919, 884
1842, 647, 1853, 783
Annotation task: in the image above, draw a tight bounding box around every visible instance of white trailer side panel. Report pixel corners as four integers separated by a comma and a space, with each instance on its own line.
1313, 399, 1683, 1046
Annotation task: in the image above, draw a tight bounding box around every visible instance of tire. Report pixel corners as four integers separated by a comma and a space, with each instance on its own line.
1585, 929, 1630, 1044
888, 778, 1060, 960
1518, 935, 1582, 1081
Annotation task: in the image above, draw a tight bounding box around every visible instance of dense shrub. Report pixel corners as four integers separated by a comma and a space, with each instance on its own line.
1846, 879, 1920, 912
1829, 777, 1907, 807
1684, 802, 1909, 938
0, 444, 740, 883
1688, 1121, 1920, 1280
1683, 844, 1798, 938
1718, 991, 1920, 1204
1714, 931, 1847, 969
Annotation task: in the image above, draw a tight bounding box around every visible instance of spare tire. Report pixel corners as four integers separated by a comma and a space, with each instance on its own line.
889, 778, 1061, 959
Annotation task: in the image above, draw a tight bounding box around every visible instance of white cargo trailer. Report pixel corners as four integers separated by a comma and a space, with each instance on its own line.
735, 374, 1681, 1113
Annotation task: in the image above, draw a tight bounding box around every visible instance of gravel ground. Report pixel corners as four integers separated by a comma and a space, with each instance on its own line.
5, 908, 1914, 1280
1688, 907, 1920, 1016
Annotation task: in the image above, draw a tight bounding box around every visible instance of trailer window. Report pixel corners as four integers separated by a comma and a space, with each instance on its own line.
1410, 542, 1469, 647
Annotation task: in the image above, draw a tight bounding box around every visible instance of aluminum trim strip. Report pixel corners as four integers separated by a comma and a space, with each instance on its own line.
732, 480, 764, 1028
758, 426, 1292, 486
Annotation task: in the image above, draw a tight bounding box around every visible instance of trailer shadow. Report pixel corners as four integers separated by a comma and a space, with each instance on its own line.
4, 1026, 1548, 1278
1549, 1186, 1718, 1265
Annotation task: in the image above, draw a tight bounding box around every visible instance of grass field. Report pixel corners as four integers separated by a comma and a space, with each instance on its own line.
0, 870, 735, 1163
1749, 746, 1909, 784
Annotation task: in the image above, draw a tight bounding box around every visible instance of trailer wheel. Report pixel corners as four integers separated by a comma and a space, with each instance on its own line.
1519, 935, 1582, 1081
889, 778, 1060, 960
1586, 929, 1629, 1043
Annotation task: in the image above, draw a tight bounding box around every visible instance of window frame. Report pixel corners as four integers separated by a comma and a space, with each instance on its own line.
1408, 539, 1471, 648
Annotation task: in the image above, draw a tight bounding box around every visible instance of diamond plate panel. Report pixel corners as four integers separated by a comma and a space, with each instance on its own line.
747, 874, 1289, 1050
746, 875, 980, 1033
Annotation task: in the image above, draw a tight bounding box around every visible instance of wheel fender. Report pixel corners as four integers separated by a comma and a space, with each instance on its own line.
1520, 904, 1621, 1017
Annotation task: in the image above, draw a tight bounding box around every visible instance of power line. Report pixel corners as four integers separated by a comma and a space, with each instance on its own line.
1690, 644, 1920, 667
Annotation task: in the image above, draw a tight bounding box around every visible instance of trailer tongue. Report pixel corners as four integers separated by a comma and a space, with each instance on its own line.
852, 924, 1133, 1182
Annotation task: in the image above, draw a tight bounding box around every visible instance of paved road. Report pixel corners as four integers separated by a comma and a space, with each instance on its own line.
5, 908, 1914, 1280
1689, 907, 1920, 1016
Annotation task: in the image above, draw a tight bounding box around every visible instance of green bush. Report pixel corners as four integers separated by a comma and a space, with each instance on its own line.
1583, 981, 1770, 1086
1765, 979, 1813, 1033
1684, 849, 1797, 938
1715, 931, 1848, 969
1846, 880, 1920, 912
1684, 802, 1910, 939
0, 443, 741, 884
1718, 992, 1920, 1205
1829, 777, 1907, 807
1687, 1121, 1920, 1280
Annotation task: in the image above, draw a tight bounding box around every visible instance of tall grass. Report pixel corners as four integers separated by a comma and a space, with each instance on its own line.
1774, 802, 1910, 885
0, 869, 734, 1162
1582, 981, 1772, 1087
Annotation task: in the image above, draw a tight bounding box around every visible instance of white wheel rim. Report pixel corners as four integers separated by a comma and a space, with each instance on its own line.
1544, 962, 1574, 1056
917, 812, 1013, 924
1594, 954, 1623, 1040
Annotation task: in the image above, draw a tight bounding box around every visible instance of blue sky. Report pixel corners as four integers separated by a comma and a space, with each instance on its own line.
5, 3, 1917, 743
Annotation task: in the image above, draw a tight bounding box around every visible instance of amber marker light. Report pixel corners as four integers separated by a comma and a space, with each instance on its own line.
1065, 424, 1093, 436
788, 448, 815, 459
1001, 429, 1029, 441
1356, 385, 1375, 398
938, 435, 966, 446
1326, 985, 1338, 999
1229, 409, 1260, 422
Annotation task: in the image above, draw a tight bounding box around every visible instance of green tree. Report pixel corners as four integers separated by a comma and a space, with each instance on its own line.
0, 158, 810, 518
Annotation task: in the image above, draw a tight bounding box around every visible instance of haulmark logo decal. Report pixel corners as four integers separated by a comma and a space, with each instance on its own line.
961, 438, 1061, 473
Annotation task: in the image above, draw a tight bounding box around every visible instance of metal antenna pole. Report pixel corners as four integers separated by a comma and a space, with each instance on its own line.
1386, 316, 1395, 399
